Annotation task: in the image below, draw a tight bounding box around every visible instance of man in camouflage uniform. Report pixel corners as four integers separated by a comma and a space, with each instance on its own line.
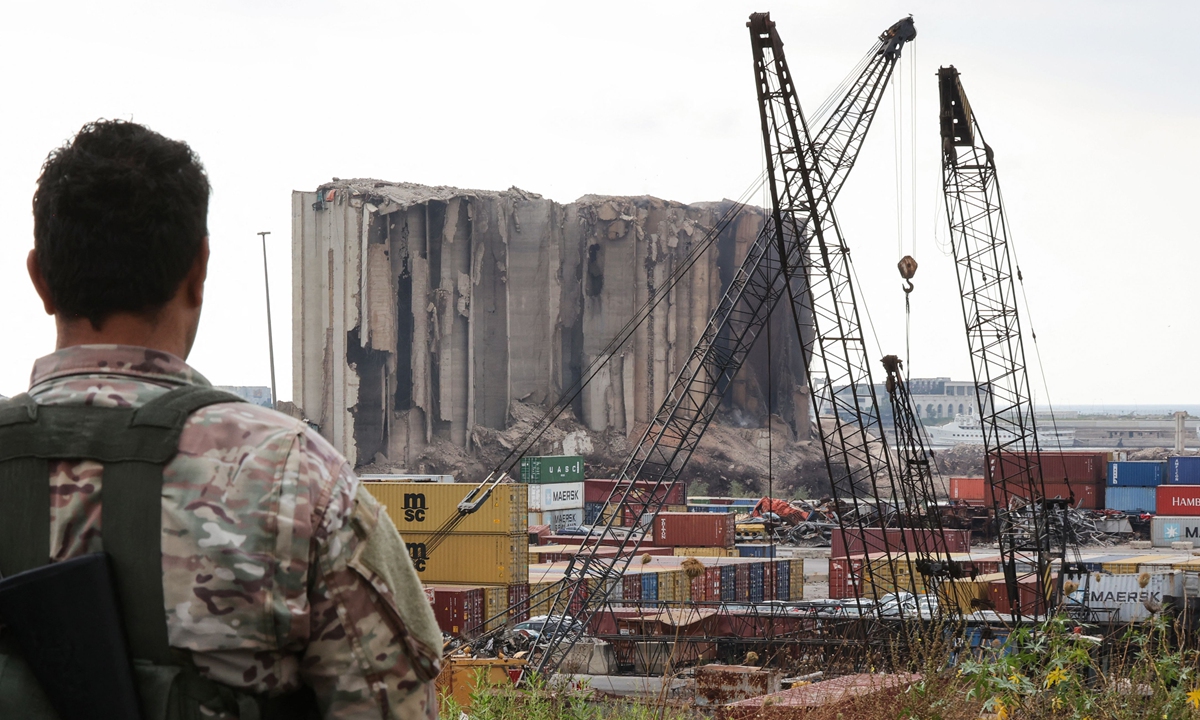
2, 120, 442, 718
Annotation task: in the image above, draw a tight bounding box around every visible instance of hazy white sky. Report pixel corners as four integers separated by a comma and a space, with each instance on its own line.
1, 1, 1197, 406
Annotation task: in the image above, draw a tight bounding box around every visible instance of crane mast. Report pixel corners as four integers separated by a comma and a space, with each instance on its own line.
528, 15, 918, 674
938, 66, 1065, 619
751, 10, 916, 613
881, 355, 961, 618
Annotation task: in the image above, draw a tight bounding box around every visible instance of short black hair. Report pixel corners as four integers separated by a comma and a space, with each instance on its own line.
33, 120, 211, 329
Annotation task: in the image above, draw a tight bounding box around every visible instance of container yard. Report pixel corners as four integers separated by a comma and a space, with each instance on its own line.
299, 10, 1200, 711
1, 2, 1196, 719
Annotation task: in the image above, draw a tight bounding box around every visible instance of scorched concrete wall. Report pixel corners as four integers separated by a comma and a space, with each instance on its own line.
292, 179, 807, 468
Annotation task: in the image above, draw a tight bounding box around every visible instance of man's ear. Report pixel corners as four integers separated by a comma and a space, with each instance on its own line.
185, 238, 209, 309
27, 249, 57, 315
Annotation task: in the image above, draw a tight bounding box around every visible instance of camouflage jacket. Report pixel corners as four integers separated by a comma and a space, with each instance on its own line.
23, 345, 442, 719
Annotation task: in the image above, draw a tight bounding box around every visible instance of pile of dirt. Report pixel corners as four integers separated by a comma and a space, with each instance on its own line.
931, 444, 986, 478
358, 401, 833, 498
1126, 447, 1200, 461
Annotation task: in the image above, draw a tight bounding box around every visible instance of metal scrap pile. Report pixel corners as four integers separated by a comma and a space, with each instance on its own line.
1004, 499, 1129, 549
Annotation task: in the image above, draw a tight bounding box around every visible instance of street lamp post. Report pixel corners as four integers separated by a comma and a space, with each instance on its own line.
259, 231, 278, 410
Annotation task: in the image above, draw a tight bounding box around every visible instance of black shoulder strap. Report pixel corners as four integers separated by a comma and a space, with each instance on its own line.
0, 385, 244, 662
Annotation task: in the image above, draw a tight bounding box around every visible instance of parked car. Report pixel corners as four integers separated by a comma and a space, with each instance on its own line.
508, 614, 582, 641
876, 592, 938, 618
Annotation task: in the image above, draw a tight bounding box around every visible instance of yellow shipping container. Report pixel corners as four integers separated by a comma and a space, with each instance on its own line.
527, 580, 559, 617
404, 532, 528, 585
789, 558, 805, 600
673, 547, 736, 557
941, 578, 988, 614
1138, 556, 1190, 573
656, 569, 680, 603
1172, 558, 1200, 571
365, 481, 527, 535
1102, 555, 1164, 575
483, 585, 508, 632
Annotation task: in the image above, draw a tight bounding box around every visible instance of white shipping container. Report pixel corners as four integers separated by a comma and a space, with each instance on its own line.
1151, 516, 1200, 547
359, 474, 455, 483
1183, 572, 1199, 598
528, 482, 586, 512
528, 508, 585, 533
1064, 571, 1183, 623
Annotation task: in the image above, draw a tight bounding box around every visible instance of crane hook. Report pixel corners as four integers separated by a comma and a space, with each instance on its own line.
898, 255, 918, 294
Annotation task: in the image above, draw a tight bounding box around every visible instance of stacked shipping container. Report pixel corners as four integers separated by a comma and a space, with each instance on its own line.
523, 456, 586, 531
1106, 461, 1166, 513
364, 481, 531, 638
985, 451, 1108, 509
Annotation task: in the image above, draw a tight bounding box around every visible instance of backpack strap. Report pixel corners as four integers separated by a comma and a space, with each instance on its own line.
0, 385, 244, 662
103, 386, 245, 663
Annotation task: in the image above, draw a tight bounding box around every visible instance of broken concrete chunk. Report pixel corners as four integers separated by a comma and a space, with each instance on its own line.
606, 219, 627, 240
597, 202, 619, 221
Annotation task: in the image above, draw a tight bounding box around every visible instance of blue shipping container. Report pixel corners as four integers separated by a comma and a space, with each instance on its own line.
1108, 461, 1166, 487
1169, 457, 1200, 485
1105, 486, 1157, 513
776, 561, 791, 601
641, 573, 658, 601
749, 563, 765, 603
720, 566, 737, 601
584, 502, 604, 524
737, 543, 777, 558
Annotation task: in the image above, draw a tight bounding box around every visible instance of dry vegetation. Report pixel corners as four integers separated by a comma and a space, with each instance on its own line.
443, 616, 1200, 720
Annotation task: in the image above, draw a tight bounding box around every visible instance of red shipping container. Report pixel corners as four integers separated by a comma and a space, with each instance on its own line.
828, 557, 868, 599
949, 477, 986, 502
545, 534, 635, 547
830, 528, 972, 558
528, 525, 551, 546
988, 451, 1107, 484
655, 512, 735, 547
705, 567, 722, 601
763, 563, 777, 601
507, 583, 530, 623
1157, 485, 1200, 516
690, 573, 706, 602
987, 575, 1048, 616
621, 503, 657, 527
429, 585, 484, 638
584, 479, 686, 505
735, 564, 751, 601
568, 581, 588, 615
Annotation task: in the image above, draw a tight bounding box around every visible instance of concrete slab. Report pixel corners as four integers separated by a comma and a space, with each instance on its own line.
561, 674, 693, 700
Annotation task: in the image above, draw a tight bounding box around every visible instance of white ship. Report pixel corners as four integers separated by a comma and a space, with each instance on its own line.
926, 414, 1075, 447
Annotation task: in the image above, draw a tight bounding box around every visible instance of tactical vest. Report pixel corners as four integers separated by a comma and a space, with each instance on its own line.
0, 385, 321, 720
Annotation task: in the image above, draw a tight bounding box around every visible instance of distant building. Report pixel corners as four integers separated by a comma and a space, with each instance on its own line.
826, 376, 983, 426
215, 386, 273, 408
908, 377, 981, 422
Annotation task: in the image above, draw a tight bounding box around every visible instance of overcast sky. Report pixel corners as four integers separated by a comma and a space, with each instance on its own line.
1, 1, 1197, 407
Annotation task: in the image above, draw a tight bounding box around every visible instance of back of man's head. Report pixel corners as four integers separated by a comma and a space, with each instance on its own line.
33, 120, 211, 330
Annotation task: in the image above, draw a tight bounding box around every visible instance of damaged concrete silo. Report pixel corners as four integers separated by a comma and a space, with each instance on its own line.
292, 179, 809, 470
